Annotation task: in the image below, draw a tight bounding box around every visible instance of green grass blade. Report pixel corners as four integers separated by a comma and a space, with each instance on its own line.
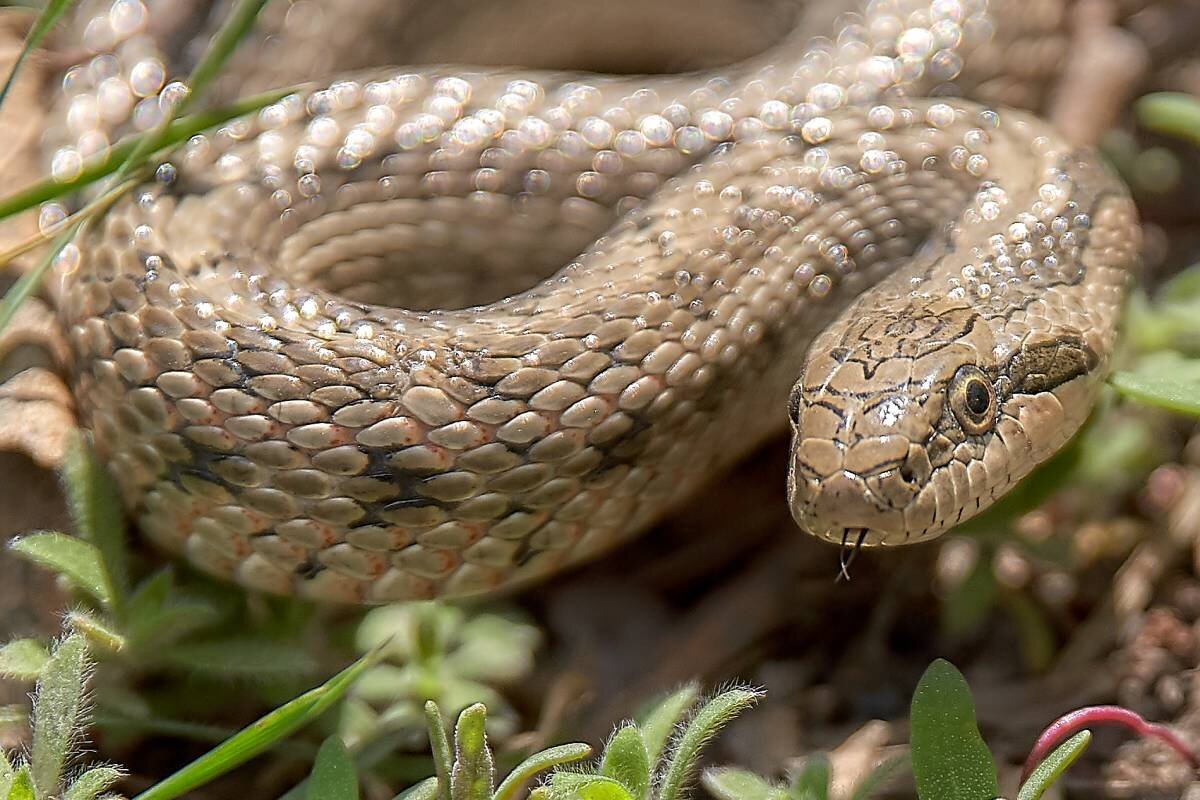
31, 633, 90, 797
179, 0, 268, 114
657, 688, 762, 800
131, 647, 381, 800
307, 736, 358, 800
494, 743, 592, 800
10, 531, 111, 608
0, 220, 80, 336
0, 88, 291, 225
1110, 371, 1200, 416
0, 0, 75, 108
909, 660, 999, 800
1016, 731, 1091, 800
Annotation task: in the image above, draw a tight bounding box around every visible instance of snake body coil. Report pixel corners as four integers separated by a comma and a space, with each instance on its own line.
45, 0, 1138, 601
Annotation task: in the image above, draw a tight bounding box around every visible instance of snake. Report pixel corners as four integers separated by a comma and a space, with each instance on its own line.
39, 0, 1140, 602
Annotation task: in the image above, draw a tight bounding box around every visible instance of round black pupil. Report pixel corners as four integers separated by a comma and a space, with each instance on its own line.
965, 380, 990, 416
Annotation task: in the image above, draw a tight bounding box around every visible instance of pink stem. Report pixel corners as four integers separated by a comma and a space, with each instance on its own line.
1021, 705, 1200, 783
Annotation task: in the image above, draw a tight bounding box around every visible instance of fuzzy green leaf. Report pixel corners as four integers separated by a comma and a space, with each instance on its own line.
494, 743, 592, 800
1109, 371, 1200, 417
701, 768, 787, 800
396, 778, 439, 800
0, 0, 75, 107
638, 683, 699, 764
31, 633, 91, 796
10, 533, 111, 608
657, 688, 762, 800
67, 611, 126, 653
131, 647, 381, 800
1016, 731, 1091, 800
910, 660, 999, 800
63, 765, 126, 800
548, 774, 635, 800
307, 736, 358, 800
62, 435, 128, 611
6, 767, 34, 800
599, 725, 650, 800
789, 754, 830, 800
0, 639, 48, 680
450, 704, 494, 800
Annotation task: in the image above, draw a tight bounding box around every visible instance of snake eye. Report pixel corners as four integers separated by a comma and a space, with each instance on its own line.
949, 365, 995, 435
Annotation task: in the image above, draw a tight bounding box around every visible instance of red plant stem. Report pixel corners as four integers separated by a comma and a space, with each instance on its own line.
1021, 705, 1200, 782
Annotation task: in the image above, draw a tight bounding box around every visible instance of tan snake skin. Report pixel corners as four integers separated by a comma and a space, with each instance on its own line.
42, 0, 1138, 601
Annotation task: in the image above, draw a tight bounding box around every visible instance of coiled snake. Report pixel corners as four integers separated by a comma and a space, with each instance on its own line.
42, 0, 1139, 601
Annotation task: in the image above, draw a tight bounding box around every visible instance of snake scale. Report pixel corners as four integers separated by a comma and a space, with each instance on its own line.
39, 0, 1139, 602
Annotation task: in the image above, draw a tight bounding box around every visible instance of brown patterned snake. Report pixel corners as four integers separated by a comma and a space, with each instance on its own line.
40, 0, 1139, 602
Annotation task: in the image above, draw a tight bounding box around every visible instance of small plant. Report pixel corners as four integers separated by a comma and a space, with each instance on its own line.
0, 632, 125, 800
395, 702, 592, 800
343, 602, 540, 749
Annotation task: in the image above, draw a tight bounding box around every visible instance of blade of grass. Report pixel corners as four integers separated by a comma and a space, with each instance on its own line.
0, 87, 292, 226
130, 647, 383, 800
0, 0, 74, 108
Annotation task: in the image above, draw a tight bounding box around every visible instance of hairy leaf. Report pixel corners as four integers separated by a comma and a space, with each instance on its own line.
701, 767, 786, 800
638, 683, 699, 765
10, 533, 110, 608
63, 765, 126, 800
494, 743, 592, 800
450, 704, 493, 800
1016, 731, 1090, 800
657, 688, 762, 800
0, 640, 48, 681
599, 725, 650, 800
31, 634, 91, 796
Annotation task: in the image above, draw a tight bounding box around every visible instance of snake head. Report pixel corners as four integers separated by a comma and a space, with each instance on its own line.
787, 302, 1102, 547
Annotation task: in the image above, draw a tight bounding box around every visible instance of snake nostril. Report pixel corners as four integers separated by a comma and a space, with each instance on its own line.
899, 462, 916, 484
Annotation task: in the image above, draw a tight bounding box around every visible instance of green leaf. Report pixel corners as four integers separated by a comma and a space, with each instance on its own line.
0, 639, 48, 680
10, 533, 111, 607
909, 660, 999, 800
424, 702, 453, 800
131, 647, 381, 800
63, 765, 126, 800
657, 688, 762, 800
0, 0, 75, 108
307, 736, 358, 800
450, 704, 494, 800
1016, 731, 1091, 800
395, 778, 439, 800
789, 754, 830, 800
547, 774, 635, 800
31, 633, 91, 797
701, 767, 787, 800
638, 683, 699, 765
152, 637, 317, 679
6, 766, 34, 800
62, 435, 129, 613
494, 743, 592, 800
1109, 371, 1200, 417
599, 725, 650, 800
